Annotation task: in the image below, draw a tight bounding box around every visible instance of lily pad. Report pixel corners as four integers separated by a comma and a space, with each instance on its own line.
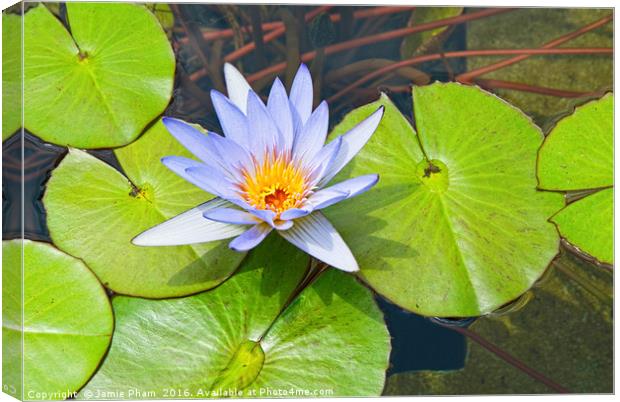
146, 3, 175, 34
2, 12, 21, 140
79, 236, 391, 398
2, 239, 23, 400
24, 3, 175, 148
43, 120, 246, 298
400, 7, 464, 58
538, 94, 613, 265
2, 240, 114, 400
384, 250, 613, 394
324, 83, 562, 317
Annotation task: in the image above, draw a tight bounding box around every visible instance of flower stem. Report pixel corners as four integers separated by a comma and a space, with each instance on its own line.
257, 259, 329, 342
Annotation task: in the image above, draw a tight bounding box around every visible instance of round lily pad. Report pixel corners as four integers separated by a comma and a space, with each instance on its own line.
24, 3, 175, 148
43, 120, 245, 298
2, 240, 113, 400
79, 236, 391, 398
324, 83, 562, 317
3, 12, 21, 140
537, 94, 613, 265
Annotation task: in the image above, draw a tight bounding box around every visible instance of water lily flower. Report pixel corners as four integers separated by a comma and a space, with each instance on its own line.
133, 63, 384, 272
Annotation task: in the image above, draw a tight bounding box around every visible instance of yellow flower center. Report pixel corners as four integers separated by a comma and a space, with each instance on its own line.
240, 152, 309, 215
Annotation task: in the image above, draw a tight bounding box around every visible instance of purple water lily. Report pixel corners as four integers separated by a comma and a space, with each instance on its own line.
133, 63, 384, 272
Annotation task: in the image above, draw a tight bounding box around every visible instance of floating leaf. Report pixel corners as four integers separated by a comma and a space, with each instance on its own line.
24, 4, 175, 148
325, 83, 562, 317
538, 94, 613, 264
79, 236, 391, 398
552, 189, 612, 264
2, 240, 114, 400
2, 12, 21, 140
538, 94, 613, 190
146, 3, 175, 33
466, 8, 613, 125
2, 239, 22, 400
384, 251, 612, 394
400, 7, 463, 58
43, 120, 246, 298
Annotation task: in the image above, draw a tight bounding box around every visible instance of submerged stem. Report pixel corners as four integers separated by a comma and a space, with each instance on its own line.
257, 258, 328, 342
443, 323, 570, 393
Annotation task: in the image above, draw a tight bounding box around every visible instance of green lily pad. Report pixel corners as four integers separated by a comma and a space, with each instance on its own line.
79, 236, 391, 398
146, 3, 175, 34
552, 188, 612, 264
24, 3, 175, 148
538, 94, 613, 190
466, 8, 613, 125
384, 250, 613, 394
538, 94, 613, 265
2, 12, 21, 140
2, 240, 114, 400
43, 120, 245, 298
400, 7, 464, 58
2, 238, 23, 400
325, 83, 562, 317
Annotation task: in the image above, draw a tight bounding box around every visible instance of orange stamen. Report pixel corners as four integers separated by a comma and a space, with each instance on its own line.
239, 151, 310, 216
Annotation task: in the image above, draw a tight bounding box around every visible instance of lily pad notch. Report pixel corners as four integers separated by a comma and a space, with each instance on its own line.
537, 93, 613, 265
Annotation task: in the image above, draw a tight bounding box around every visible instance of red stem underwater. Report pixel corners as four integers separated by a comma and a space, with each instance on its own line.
246, 8, 514, 83
450, 325, 570, 393
327, 47, 612, 102
456, 14, 613, 83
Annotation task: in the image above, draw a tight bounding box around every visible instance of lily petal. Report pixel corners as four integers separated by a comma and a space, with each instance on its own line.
267, 78, 294, 150
290, 63, 313, 124
274, 219, 294, 230
248, 208, 277, 226
278, 212, 358, 272
306, 188, 350, 210
247, 90, 282, 155
318, 106, 384, 187
184, 166, 240, 201
132, 198, 246, 246
290, 99, 304, 137
316, 174, 379, 202
162, 117, 214, 164
161, 156, 207, 188
204, 130, 253, 178
306, 136, 343, 186
229, 223, 273, 251
294, 100, 329, 164
211, 90, 251, 148
279, 207, 313, 221
224, 62, 252, 113
203, 208, 259, 225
